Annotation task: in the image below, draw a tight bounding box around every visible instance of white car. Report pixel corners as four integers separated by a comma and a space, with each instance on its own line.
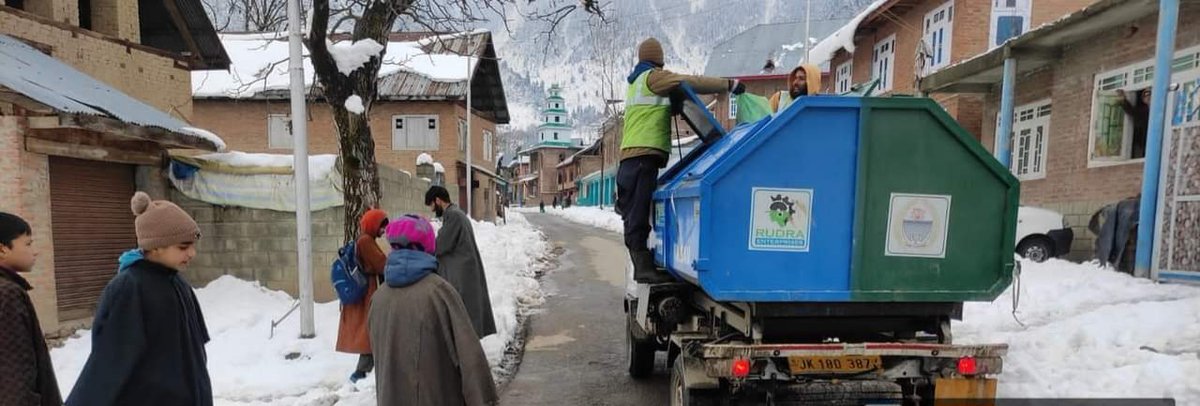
1016, 206, 1075, 262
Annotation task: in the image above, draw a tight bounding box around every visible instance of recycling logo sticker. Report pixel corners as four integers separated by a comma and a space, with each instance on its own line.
749, 188, 813, 252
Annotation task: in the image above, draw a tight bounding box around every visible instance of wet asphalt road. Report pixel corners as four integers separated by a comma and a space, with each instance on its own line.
499, 213, 671, 406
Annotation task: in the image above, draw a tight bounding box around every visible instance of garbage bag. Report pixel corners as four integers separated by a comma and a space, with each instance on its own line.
735, 93, 773, 124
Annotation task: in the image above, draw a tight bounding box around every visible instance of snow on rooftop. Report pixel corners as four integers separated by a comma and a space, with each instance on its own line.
433, 162, 445, 173
809, 0, 888, 65
194, 151, 339, 180
344, 94, 365, 114
416, 152, 434, 165
179, 127, 227, 151
415, 28, 490, 47
193, 33, 478, 99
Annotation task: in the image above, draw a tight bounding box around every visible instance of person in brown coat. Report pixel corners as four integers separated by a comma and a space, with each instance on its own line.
337, 208, 388, 383
0, 212, 62, 406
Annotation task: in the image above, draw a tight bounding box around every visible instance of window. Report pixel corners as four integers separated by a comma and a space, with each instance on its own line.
483, 130, 493, 161
393, 115, 439, 150
836, 61, 853, 94
554, 132, 559, 140
923, 1, 954, 74
728, 93, 738, 120
78, 0, 92, 30
458, 119, 467, 152
267, 114, 293, 149
996, 101, 1051, 180
872, 34, 896, 93
990, 0, 1030, 48
555, 116, 560, 123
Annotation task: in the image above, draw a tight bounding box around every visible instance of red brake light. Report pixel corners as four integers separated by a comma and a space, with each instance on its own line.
731, 359, 751, 377
957, 356, 978, 375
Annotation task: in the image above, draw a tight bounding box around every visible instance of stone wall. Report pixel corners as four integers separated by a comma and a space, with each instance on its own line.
174, 165, 430, 301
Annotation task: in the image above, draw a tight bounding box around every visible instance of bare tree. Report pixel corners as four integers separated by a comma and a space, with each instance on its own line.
306, 0, 609, 240
202, 0, 292, 32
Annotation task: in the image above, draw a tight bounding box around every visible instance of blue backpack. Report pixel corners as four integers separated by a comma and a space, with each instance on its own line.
331, 241, 369, 304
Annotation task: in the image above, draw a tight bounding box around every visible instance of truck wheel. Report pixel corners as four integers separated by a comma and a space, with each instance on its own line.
671, 357, 719, 406
1017, 237, 1053, 263
628, 319, 656, 379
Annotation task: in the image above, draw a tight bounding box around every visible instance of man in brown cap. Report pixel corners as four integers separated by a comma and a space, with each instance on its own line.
67, 191, 213, 406
620, 37, 742, 283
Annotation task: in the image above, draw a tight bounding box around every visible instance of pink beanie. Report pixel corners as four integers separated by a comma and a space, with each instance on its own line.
385, 214, 436, 254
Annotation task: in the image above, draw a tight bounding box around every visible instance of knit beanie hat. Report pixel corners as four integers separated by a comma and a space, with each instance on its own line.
638, 38, 664, 67
130, 192, 200, 250
385, 214, 436, 254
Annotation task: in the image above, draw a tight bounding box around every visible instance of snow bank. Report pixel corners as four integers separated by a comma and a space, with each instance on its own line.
328, 39, 385, 76
957, 259, 1200, 403
52, 212, 548, 405
344, 95, 364, 114
809, 0, 888, 65
416, 153, 434, 165
194, 151, 339, 180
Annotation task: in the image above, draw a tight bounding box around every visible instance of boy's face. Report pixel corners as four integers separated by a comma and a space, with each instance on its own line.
146, 242, 197, 270
0, 234, 37, 273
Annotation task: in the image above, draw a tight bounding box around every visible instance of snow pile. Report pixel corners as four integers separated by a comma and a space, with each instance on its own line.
179, 127, 228, 151
518, 206, 622, 234
432, 162, 445, 173
416, 153, 434, 165
328, 39, 385, 75
194, 151, 339, 180
193, 33, 479, 99
808, 0, 888, 65
344, 95, 364, 114
52, 212, 548, 405
957, 259, 1200, 403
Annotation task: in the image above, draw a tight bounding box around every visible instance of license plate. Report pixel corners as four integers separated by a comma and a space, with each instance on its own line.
788, 355, 882, 374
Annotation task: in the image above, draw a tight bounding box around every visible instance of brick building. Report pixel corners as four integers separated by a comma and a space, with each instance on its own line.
517, 84, 584, 206
922, 0, 1200, 280
557, 141, 602, 206
192, 31, 510, 221
812, 0, 1095, 138
0, 0, 228, 332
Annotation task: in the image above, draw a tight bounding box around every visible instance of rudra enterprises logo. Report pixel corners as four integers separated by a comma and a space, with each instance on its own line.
749, 188, 812, 252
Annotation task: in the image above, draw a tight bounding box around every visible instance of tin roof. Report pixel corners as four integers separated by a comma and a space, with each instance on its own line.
703, 20, 846, 78
0, 34, 224, 151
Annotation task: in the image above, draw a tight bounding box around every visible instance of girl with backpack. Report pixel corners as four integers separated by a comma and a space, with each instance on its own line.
337, 209, 389, 383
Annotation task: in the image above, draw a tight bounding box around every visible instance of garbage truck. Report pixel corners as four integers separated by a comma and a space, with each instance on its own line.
624, 87, 1018, 405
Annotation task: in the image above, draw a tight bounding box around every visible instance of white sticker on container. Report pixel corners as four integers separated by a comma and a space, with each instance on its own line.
748, 187, 813, 252
885, 193, 952, 258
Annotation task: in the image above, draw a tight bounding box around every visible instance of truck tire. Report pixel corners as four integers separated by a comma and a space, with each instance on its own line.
670, 357, 719, 406
627, 317, 656, 379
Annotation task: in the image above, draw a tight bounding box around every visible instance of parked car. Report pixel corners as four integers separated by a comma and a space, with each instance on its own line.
1016, 206, 1075, 262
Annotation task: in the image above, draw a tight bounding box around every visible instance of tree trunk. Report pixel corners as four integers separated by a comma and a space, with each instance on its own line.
333, 106, 381, 243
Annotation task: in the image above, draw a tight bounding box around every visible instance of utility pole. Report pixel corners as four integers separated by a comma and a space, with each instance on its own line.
286, 0, 313, 338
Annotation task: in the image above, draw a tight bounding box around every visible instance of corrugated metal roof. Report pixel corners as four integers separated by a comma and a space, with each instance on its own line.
0, 34, 223, 150
703, 20, 847, 78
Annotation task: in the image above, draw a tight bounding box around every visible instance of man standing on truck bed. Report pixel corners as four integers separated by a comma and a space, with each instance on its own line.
619, 37, 743, 283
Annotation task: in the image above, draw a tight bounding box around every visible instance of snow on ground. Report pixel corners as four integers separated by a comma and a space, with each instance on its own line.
957, 259, 1200, 403
513, 206, 622, 234
530, 207, 1200, 402
52, 212, 547, 405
